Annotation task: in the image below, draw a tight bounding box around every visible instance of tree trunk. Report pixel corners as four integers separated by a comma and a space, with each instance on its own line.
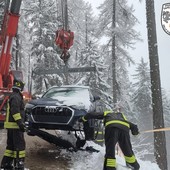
112, 0, 117, 105
145, 0, 168, 169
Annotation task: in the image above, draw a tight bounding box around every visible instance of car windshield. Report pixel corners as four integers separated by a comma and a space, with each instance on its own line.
42, 87, 89, 99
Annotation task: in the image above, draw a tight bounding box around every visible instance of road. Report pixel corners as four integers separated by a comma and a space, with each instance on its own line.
0, 129, 71, 170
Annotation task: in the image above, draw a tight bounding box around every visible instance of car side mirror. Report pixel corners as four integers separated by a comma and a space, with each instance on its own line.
32, 95, 40, 100
93, 96, 100, 102
31, 95, 37, 100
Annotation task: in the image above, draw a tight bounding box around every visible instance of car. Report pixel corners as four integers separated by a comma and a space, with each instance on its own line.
25, 85, 101, 141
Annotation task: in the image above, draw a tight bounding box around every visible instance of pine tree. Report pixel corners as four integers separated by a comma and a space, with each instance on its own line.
97, 0, 141, 111
132, 58, 152, 129
131, 58, 155, 161
67, 1, 111, 109
0, 0, 5, 23
162, 90, 170, 127
22, 0, 64, 93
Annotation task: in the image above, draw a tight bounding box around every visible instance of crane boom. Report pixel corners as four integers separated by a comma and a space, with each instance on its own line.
0, 0, 22, 88
0, 0, 23, 127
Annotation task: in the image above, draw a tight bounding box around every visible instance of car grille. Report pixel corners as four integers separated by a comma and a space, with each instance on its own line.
31, 106, 74, 124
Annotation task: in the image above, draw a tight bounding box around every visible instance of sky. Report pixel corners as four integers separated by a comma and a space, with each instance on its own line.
84, 0, 170, 94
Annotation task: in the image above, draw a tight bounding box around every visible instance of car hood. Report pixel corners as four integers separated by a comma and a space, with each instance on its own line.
28, 97, 92, 111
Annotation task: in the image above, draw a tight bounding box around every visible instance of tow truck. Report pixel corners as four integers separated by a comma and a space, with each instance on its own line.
0, 0, 100, 152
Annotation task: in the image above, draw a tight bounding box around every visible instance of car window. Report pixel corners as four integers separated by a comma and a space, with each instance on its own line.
89, 90, 94, 102
42, 87, 90, 100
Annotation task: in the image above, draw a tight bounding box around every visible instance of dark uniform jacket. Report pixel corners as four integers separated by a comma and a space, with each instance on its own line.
4, 91, 25, 129
83, 110, 137, 133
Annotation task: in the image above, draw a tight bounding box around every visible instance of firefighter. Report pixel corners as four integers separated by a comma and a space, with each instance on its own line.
80, 106, 140, 170
1, 79, 26, 170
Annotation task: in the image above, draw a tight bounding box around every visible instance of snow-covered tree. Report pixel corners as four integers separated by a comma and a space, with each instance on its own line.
131, 58, 154, 161
132, 57, 152, 129
67, 1, 111, 109
97, 0, 141, 111
0, 0, 5, 23
22, 0, 64, 93
162, 90, 170, 127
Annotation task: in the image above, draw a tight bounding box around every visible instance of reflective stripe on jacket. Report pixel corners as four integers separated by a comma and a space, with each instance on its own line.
104, 110, 130, 132
4, 102, 19, 129
83, 110, 131, 132
4, 92, 25, 129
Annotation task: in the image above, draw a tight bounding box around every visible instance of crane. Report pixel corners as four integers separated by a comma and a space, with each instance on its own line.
0, 0, 28, 127
0, 0, 74, 126
0, 0, 100, 152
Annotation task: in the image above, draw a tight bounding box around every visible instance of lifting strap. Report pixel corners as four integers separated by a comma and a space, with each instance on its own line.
140, 127, 170, 134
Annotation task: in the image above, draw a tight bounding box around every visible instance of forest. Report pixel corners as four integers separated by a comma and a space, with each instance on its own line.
0, 0, 170, 169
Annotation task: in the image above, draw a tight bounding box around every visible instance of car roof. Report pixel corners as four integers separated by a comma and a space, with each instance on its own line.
48, 85, 90, 90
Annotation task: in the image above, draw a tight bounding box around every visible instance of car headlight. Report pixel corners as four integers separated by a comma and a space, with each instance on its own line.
72, 120, 84, 130
25, 103, 34, 109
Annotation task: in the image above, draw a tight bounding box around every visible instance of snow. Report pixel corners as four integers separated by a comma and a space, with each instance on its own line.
0, 132, 160, 170
0, 130, 5, 145
52, 89, 91, 111
32, 85, 162, 170
42, 86, 92, 111
59, 141, 160, 170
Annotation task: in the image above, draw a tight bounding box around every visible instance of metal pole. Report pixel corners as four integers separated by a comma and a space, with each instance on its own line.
10, 0, 22, 14
64, 0, 68, 31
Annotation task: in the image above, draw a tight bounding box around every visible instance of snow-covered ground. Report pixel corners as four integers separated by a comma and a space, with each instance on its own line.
59, 141, 160, 170
0, 130, 161, 170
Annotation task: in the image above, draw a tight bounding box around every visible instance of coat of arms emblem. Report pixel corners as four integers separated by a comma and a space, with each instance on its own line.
161, 3, 170, 35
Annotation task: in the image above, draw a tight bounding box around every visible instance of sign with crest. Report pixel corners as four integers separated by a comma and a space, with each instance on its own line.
161, 3, 170, 35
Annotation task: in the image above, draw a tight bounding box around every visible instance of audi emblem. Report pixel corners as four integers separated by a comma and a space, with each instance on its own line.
44, 106, 63, 113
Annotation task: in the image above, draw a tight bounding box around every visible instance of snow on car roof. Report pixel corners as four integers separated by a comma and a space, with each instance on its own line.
44, 85, 92, 111
49, 85, 90, 89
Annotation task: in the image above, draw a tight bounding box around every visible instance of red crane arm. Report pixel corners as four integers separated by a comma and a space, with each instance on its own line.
0, 0, 22, 88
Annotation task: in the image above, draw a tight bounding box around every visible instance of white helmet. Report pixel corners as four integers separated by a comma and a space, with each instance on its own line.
114, 103, 121, 112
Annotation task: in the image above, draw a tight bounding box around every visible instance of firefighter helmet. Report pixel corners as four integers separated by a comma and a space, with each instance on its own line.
12, 79, 25, 91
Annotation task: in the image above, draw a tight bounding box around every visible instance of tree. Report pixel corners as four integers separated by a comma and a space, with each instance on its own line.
131, 58, 154, 161
162, 90, 170, 127
97, 0, 141, 110
22, 0, 64, 93
145, 0, 167, 169
132, 58, 152, 129
0, 0, 5, 23
67, 1, 111, 109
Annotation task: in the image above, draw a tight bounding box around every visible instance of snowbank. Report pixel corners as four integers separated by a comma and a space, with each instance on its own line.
60, 141, 160, 170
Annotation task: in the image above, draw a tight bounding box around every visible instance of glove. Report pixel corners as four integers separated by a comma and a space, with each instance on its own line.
130, 123, 139, 136
78, 116, 87, 123
18, 122, 26, 132
78, 117, 83, 122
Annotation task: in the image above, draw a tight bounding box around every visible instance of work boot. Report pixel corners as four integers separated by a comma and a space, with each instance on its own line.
0, 166, 14, 170
126, 161, 140, 170
105, 167, 116, 170
14, 158, 24, 170
0, 156, 14, 170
